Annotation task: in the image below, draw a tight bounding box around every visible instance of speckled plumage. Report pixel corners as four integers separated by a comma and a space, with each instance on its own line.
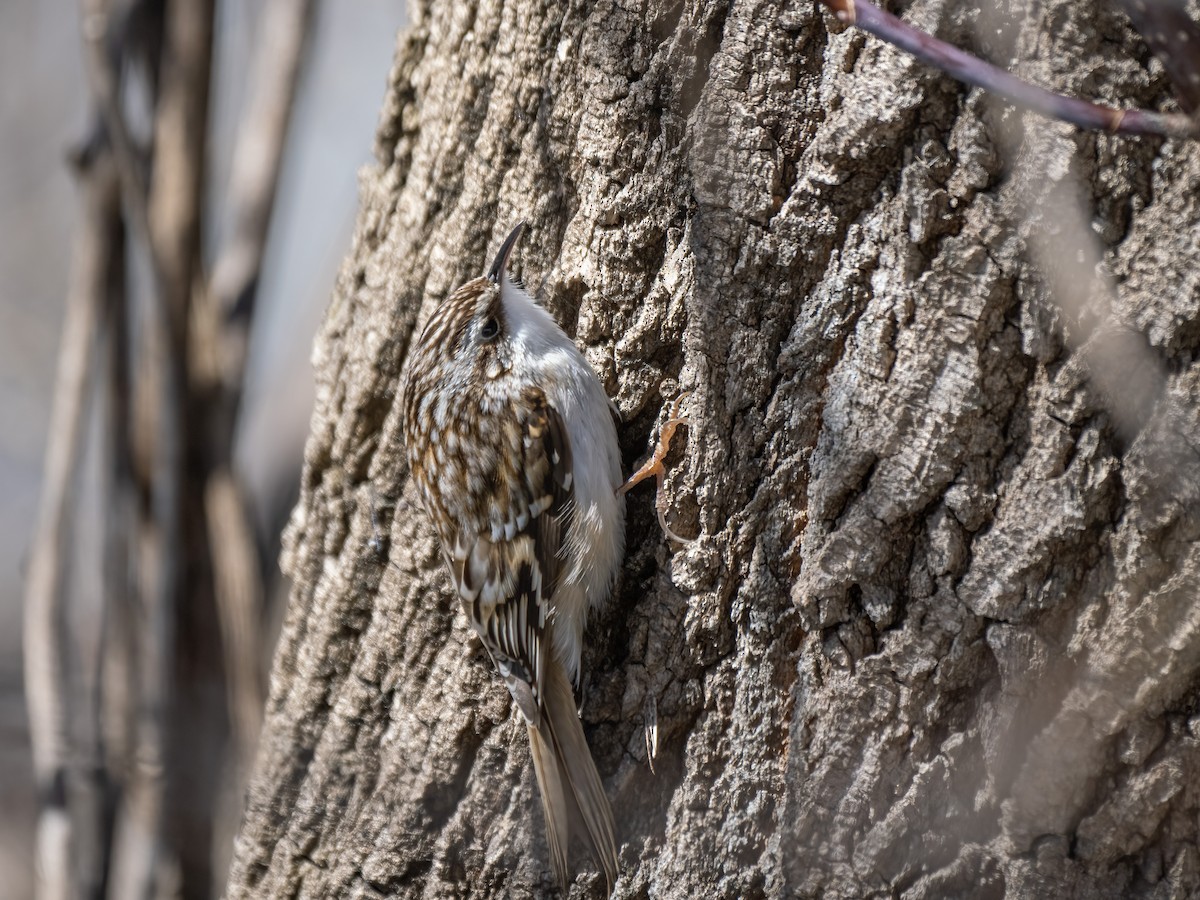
400, 224, 623, 892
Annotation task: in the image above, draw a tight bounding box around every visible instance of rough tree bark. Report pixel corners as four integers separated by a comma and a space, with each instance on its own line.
227, 0, 1200, 897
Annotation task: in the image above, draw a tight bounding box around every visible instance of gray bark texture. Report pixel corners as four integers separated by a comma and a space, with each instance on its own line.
225, 0, 1200, 897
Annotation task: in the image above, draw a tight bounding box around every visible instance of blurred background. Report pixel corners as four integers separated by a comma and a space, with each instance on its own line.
1, 1, 405, 895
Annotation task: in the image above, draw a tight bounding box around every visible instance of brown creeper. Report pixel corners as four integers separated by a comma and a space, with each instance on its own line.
400, 223, 623, 892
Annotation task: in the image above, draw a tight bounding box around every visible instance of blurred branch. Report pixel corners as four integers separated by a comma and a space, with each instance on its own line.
998, 143, 1197, 854
143, 0, 219, 888
149, 0, 213, 341
203, 0, 314, 777
95, 216, 133, 900
210, 0, 315, 366
1026, 179, 1167, 440
205, 473, 265, 773
73, 154, 132, 900
819, 0, 1200, 139
79, 1, 160, 281
24, 146, 121, 900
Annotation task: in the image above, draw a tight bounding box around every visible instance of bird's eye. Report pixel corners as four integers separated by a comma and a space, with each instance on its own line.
479, 317, 500, 341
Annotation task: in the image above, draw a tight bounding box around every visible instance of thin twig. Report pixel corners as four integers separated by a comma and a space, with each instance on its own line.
818, 0, 1200, 140
76, 5, 177, 897
24, 138, 118, 900
209, 0, 315, 363
148, 0, 213, 339
110, 0, 216, 893
203, 0, 314, 779
205, 472, 265, 773
74, 154, 129, 900
146, 0, 217, 891
79, 1, 162, 283
97, 204, 134, 900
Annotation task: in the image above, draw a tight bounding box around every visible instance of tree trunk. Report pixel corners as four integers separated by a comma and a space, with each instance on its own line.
226, 1, 1200, 897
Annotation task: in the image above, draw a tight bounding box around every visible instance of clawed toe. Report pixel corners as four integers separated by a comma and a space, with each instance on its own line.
618, 391, 696, 544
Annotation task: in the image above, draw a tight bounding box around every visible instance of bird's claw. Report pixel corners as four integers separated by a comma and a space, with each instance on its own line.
618, 391, 696, 544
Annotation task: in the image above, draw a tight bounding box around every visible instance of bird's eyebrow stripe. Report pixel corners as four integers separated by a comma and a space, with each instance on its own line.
418, 278, 492, 350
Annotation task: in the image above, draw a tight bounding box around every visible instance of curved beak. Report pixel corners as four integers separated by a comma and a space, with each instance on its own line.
487, 221, 526, 284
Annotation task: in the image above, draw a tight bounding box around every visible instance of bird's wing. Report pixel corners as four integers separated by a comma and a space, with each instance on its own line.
448, 387, 574, 725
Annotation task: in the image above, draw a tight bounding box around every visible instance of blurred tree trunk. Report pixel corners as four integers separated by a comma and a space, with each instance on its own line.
226, 0, 1200, 897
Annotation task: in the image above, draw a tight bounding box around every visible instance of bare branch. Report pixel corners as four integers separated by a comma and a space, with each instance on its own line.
205, 472, 265, 774
95, 228, 135, 900
79, 1, 159, 278
201, 1, 315, 780
24, 149, 121, 900
148, 0, 214, 340
818, 0, 1200, 139
209, 0, 316, 384
57, 0, 314, 893
113, 0, 215, 894
180, 0, 313, 795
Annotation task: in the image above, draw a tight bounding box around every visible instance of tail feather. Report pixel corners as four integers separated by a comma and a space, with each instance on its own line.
528, 721, 572, 887
528, 663, 619, 893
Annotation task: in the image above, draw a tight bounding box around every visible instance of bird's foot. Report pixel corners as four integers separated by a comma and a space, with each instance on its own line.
618, 391, 695, 544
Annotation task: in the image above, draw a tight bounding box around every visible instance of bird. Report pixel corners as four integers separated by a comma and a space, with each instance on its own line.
400, 222, 623, 893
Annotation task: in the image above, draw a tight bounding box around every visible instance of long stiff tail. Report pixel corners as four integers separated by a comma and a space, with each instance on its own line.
527, 662, 619, 893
